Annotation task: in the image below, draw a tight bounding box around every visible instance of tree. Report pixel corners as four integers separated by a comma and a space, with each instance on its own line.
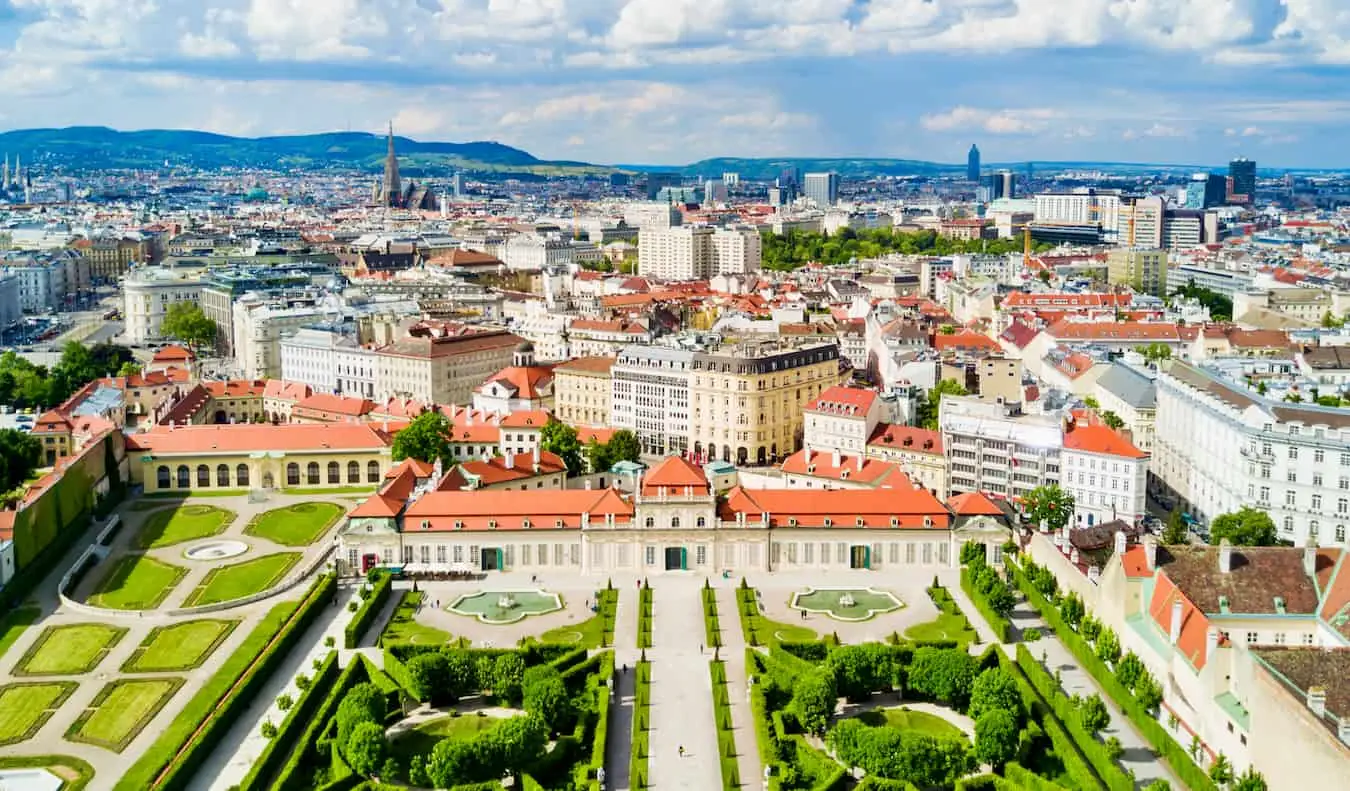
791, 668, 838, 734
1162, 510, 1190, 545
1144, 780, 1172, 791
1233, 767, 1268, 791
117, 361, 142, 377
540, 418, 583, 476
391, 411, 451, 464
1095, 628, 1122, 665
918, 378, 969, 430
907, 647, 978, 709
1100, 410, 1125, 430
345, 721, 387, 776
827, 644, 894, 701
1115, 652, 1145, 691
1135, 674, 1163, 712
606, 429, 641, 464
1209, 753, 1234, 787
968, 668, 1021, 721
1023, 485, 1075, 534
1210, 506, 1277, 546
973, 709, 1019, 769
492, 652, 527, 705
1078, 694, 1110, 735
1321, 310, 1345, 329
0, 429, 42, 491
1083, 396, 1100, 409
334, 683, 386, 746
159, 302, 218, 350
1059, 592, 1085, 629
405, 652, 451, 704
585, 438, 612, 474
1135, 342, 1173, 364
521, 665, 571, 729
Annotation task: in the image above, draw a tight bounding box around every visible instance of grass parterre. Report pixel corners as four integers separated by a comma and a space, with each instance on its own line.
14, 624, 128, 676
244, 502, 344, 546
87, 555, 188, 610
180, 551, 301, 607
136, 504, 235, 549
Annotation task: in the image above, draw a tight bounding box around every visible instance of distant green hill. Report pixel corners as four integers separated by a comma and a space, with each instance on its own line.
680, 157, 960, 179
0, 126, 614, 176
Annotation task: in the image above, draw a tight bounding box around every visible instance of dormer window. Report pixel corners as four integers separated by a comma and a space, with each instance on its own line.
488, 519, 498, 529
788, 517, 798, 527
555, 519, 564, 528
890, 516, 899, 527
823, 517, 833, 528
521, 518, 530, 529
454, 520, 464, 530
856, 517, 865, 527
420, 519, 430, 530
923, 516, 934, 528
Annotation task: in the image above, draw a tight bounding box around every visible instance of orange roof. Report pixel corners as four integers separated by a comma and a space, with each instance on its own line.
1063, 422, 1148, 459
293, 393, 377, 417
641, 456, 709, 496
499, 410, 551, 429
404, 488, 634, 530
554, 356, 617, 375
151, 345, 196, 363
947, 491, 1004, 517
805, 386, 877, 416
1119, 544, 1154, 578
458, 451, 566, 485
934, 330, 1001, 352
205, 380, 268, 398
867, 424, 943, 455
31, 410, 72, 434
478, 364, 555, 400
263, 380, 313, 401
1148, 574, 1212, 670
386, 458, 436, 479
780, 450, 906, 486
138, 423, 392, 454
720, 486, 950, 529
576, 426, 616, 445
1046, 320, 1180, 342
350, 493, 405, 518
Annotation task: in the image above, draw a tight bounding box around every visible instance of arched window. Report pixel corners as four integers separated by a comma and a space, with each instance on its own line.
367, 461, 380, 482
696, 516, 706, 528
196, 465, 211, 487
236, 464, 249, 487
157, 465, 170, 489
671, 517, 681, 528
644, 516, 655, 528
216, 465, 230, 487
176, 465, 190, 488
348, 461, 360, 483
327, 461, 340, 484
307, 462, 320, 484
286, 463, 300, 486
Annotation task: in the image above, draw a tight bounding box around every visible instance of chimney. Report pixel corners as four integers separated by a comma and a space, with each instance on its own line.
533, 445, 541, 467
1169, 599, 1183, 645
1308, 686, 1327, 718
1219, 538, 1234, 573
856, 454, 864, 472
1144, 535, 1158, 570
1114, 530, 1127, 557
1206, 625, 1220, 658
505, 453, 515, 470
831, 448, 841, 468
1305, 544, 1319, 578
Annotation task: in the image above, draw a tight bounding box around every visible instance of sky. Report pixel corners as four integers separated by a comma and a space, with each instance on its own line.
3, 0, 1350, 167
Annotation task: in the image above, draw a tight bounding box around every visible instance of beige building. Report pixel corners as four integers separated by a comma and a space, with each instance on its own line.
639, 226, 714, 281
71, 236, 144, 283
1107, 248, 1169, 297
553, 356, 615, 427
373, 328, 523, 406
865, 425, 947, 496
122, 267, 202, 344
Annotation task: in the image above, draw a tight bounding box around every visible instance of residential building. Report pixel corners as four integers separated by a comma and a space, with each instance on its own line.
69, 235, 144, 283
612, 346, 695, 457
638, 226, 714, 281
866, 424, 947, 495
1060, 417, 1149, 526
1108, 248, 1169, 297
456, 449, 568, 491
940, 395, 1062, 499
233, 297, 341, 380
280, 325, 363, 395
779, 449, 910, 490
1229, 157, 1256, 204
710, 226, 762, 274
803, 172, 841, 208
472, 343, 556, 414
1165, 264, 1254, 299
0, 272, 19, 329
122, 267, 202, 343
802, 386, 885, 456
553, 356, 615, 427
1299, 346, 1350, 388
373, 326, 523, 406
1092, 362, 1158, 456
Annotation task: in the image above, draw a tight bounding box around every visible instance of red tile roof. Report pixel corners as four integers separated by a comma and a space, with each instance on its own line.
293, 393, 377, 418
403, 488, 634, 530
1148, 575, 1212, 670
554, 356, 617, 374
138, 423, 392, 454
805, 386, 878, 416
151, 345, 195, 363
780, 450, 906, 486
720, 485, 950, 529
478, 365, 555, 399
458, 451, 566, 485
1063, 422, 1148, 459
1046, 320, 1181, 342
934, 330, 1001, 352
642, 456, 709, 496
947, 491, 1005, 517
867, 424, 943, 455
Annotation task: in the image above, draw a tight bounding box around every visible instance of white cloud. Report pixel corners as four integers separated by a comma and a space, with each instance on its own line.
920, 105, 1058, 134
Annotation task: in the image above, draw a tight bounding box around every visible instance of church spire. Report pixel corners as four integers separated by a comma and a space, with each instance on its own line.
381, 121, 401, 207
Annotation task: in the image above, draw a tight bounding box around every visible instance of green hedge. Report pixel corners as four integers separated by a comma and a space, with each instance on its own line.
270, 657, 376, 791
996, 648, 1105, 791
737, 587, 760, 646
703, 586, 723, 649
238, 651, 340, 791
960, 566, 1011, 642
115, 573, 337, 791
583, 653, 614, 791
637, 585, 653, 649
631, 660, 651, 789
1007, 561, 1218, 791
344, 571, 392, 649
1005, 762, 1074, 791
709, 661, 739, 790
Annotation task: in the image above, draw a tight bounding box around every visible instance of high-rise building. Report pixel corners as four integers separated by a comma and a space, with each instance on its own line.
722, 172, 740, 187
1228, 157, 1256, 204
978, 171, 1017, 202
1184, 173, 1228, 209
803, 172, 840, 207
967, 144, 981, 182
638, 226, 761, 280
702, 180, 729, 205
778, 167, 801, 189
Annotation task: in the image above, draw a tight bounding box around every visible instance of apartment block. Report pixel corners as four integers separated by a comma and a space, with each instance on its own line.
940, 395, 1062, 500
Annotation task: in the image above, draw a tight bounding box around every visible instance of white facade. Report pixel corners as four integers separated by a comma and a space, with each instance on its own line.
122, 267, 202, 343
638, 226, 715, 281
941, 395, 1063, 499
1061, 446, 1148, 526
0, 273, 20, 328
1034, 191, 1121, 235
233, 297, 340, 380
1155, 361, 1350, 547
611, 346, 694, 456
711, 226, 763, 275
503, 234, 574, 272
279, 326, 367, 395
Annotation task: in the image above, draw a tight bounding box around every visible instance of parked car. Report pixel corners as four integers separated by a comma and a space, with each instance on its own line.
15, 414, 33, 423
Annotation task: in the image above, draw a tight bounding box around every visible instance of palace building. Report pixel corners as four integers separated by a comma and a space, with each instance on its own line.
337, 455, 1010, 576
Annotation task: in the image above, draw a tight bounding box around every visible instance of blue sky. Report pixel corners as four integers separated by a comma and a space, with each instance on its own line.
2, 0, 1350, 167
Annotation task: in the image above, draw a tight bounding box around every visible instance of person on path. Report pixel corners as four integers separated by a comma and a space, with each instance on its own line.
678, 745, 685, 758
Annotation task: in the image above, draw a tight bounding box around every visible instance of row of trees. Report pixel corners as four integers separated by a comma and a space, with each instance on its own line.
761, 227, 1050, 271
393, 411, 642, 477
0, 341, 136, 410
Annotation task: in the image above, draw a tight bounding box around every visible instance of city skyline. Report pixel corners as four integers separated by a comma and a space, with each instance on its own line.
0, 1, 1348, 167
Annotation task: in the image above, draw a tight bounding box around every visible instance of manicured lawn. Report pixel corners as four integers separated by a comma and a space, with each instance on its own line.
856, 707, 967, 740
180, 552, 302, 607
904, 611, 978, 646
67, 678, 183, 752
390, 714, 499, 758
244, 502, 344, 546
282, 485, 378, 495
0, 755, 95, 790
0, 606, 40, 661
15, 624, 128, 676
87, 555, 188, 610
0, 682, 77, 745
135, 504, 235, 549
122, 620, 239, 673
381, 592, 454, 645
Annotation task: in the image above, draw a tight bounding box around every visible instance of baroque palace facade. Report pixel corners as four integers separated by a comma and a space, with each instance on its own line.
338, 455, 1011, 576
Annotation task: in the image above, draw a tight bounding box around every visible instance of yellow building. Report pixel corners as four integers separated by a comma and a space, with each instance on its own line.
688, 341, 841, 466
1107, 248, 1168, 298
553, 356, 614, 427
127, 423, 393, 492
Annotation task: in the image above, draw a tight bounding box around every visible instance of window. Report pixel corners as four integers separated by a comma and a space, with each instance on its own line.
1287, 490, 1297, 507
1314, 495, 1324, 510
646, 546, 657, 566
1283, 516, 1295, 533
696, 516, 706, 527
644, 517, 655, 528
889, 543, 899, 563
177, 465, 190, 488
348, 461, 360, 483
1311, 521, 1320, 540
452, 545, 461, 562
157, 465, 171, 488
367, 461, 380, 482
696, 545, 707, 565
1290, 446, 1299, 459
1315, 473, 1325, 487
1260, 487, 1270, 503
1303, 633, 1315, 646
1288, 471, 1298, 483
328, 461, 340, 483
671, 517, 680, 528
1316, 449, 1326, 463
1273, 633, 1287, 645
237, 464, 249, 486
307, 462, 320, 484
217, 464, 230, 487
906, 543, 916, 564
286, 463, 300, 485
1246, 631, 1258, 644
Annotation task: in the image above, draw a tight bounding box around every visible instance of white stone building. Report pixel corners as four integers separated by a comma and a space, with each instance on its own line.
1060, 418, 1149, 527
122, 267, 202, 343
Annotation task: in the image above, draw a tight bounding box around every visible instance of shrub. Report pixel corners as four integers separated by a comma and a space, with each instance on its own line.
828, 643, 895, 701
968, 668, 1021, 721
522, 665, 571, 730
907, 647, 978, 709
345, 721, 387, 777
1078, 694, 1110, 736
1024, 628, 1043, 642
276, 694, 294, 712
345, 570, 393, 649
260, 721, 277, 739
974, 709, 1018, 769
790, 668, 837, 735
405, 652, 451, 704
296, 673, 312, 691
828, 718, 972, 786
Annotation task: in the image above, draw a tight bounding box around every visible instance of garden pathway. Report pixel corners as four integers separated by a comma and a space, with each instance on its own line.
714, 586, 762, 789
646, 578, 720, 791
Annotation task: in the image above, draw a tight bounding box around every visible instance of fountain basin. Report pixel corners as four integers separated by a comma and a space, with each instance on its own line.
183, 540, 249, 561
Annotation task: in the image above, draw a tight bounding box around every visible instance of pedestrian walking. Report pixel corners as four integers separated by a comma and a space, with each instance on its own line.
678, 745, 685, 758
698, 643, 703, 654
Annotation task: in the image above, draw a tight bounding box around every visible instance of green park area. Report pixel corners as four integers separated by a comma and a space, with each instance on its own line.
88, 555, 188, 610
737, 584, 817, 647
0, 682, 77, 745
136, 504, 235, 549
244, 501, 345, 546
180, 552, 301, 607
122, 620, 239, 673
855, 706, 968, 740
904, 586, 978, 647
15, 624, 127, 676
389, 713, 502, 760
381, 593, 454, 645
67, 678, 184, 752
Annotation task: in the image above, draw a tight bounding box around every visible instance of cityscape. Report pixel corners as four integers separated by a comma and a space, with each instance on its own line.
1, 14, 1350, 790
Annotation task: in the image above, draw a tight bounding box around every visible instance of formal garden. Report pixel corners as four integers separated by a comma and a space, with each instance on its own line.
135, 504, 236, 549
120, 619, 239, 673
179, 551, 302, 607
790, 587, 904, 622
448, 590, 564, 625
87, 554, 188, 609
244, 502, 345, 547
13, 624, 128, 676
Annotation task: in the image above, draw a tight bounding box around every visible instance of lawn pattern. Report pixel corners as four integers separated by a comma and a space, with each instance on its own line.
66, 678, 184, 753
0, 606, 40, 661
381, 592, 454, 645
243, 502, 344, 546
180, 552, 302, 607
14, 624, 128, 676
135, 504, 235, 549
87, 555, 188, 610
0, 682, 77, 746
122, 620, 240, 673
855, 707, 968, 740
